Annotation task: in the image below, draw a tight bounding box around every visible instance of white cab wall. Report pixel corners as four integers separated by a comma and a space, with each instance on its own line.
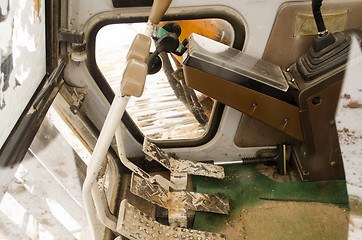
0, 0, 46, 149
64, 0, 308, 159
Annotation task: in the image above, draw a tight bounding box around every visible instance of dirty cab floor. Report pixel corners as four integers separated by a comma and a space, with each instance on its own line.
192, 164, 349, 240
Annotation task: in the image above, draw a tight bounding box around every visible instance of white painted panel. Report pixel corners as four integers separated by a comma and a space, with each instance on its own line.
0, 0, 46, 148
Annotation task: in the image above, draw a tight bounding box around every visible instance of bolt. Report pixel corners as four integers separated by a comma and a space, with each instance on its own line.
282, 118, 289, 129
70, 106, 79, 114
330, 161, 336, 166
252, 102, 258, 108
291, 78, 295, 83
286, 68, 290, 72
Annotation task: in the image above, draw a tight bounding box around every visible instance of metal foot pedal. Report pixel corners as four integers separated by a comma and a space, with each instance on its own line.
117, 199, 226, 240
131, 173, 229, 215
143, 138, 225, 179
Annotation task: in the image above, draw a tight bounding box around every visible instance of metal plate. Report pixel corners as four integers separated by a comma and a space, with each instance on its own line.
143, 138, 225, 179
130, 173, 230, 215
117, 199, 226, 240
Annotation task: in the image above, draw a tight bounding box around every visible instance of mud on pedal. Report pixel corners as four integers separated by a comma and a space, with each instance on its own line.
114, 137, 229, 237
130, 173, 229, 214
117, 199, 226, 240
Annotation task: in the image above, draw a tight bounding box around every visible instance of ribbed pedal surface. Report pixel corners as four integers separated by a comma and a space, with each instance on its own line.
143, 138, 225, 179
130, 173, 230, 214
117, 199, 226, 240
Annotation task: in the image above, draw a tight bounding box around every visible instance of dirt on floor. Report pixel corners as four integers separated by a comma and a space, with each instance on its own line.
221, 201, 349, 240
255, 164, 298, 183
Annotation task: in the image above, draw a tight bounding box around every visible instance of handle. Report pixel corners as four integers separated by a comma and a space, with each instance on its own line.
149, 0, 172, 25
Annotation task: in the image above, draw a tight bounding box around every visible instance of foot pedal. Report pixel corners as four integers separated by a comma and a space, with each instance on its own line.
131, 173, 230, 215
143, 138, 225, 179
117, 199, 226, 240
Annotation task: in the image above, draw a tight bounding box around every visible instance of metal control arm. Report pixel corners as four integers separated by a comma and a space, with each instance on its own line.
82, 1, 172, 239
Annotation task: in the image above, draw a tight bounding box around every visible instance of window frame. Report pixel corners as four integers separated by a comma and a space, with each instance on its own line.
84, 7, 246, 148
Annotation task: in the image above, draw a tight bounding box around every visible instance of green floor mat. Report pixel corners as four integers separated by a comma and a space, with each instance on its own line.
192, 164, 349, 239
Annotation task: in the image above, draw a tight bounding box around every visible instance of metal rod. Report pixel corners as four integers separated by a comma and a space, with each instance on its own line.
83, 8, 160, 240
312, 0, 327, 35
82, 93, 129, 238
33, 60, 66, 110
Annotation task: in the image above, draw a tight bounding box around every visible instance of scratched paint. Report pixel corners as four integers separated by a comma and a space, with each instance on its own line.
32, 0, 41, 23
0, 0, 46, 149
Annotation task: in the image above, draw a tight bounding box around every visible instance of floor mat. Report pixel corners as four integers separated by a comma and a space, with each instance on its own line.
192, 164, 349, 239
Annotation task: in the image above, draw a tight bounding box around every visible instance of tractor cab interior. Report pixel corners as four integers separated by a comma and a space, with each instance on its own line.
0, 0, 361, 239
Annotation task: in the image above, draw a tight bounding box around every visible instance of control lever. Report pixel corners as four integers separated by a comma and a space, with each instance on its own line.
83, 1, 174, 239
148, 22, 188, 74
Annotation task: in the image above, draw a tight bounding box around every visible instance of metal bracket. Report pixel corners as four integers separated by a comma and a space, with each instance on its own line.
59, 29, 84, 43
64, 85, 88, 115
59, 29, 87, 62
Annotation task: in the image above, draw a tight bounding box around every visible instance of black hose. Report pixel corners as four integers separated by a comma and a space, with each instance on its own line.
312, 0, 327, 34
159, 52, 186, 103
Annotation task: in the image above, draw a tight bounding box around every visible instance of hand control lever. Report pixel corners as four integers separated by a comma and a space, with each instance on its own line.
148, 22, 188, 74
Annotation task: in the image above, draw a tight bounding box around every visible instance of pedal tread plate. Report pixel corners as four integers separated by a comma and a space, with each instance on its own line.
130, 173, 229, 214
117, 199, 226, 240
143, 138, 224, 179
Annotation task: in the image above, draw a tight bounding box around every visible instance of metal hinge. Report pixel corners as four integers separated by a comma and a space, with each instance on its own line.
59, 29, 84, 43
